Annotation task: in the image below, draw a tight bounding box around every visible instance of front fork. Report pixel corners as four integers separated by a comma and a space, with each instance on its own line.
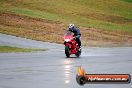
64, 42, 72, 49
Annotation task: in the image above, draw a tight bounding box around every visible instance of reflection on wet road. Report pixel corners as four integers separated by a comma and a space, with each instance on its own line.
64, 59, 72, 84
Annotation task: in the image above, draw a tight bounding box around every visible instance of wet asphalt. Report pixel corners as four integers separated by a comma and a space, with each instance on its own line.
0, 33, 132, 88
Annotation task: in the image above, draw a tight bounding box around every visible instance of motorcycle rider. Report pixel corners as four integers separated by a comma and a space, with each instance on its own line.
68, 24, 81, 49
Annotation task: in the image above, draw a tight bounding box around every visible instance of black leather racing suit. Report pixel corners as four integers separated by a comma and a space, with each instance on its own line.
69, 27, 81, 47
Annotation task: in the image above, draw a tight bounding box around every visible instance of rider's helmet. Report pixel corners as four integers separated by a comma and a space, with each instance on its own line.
68, 24, 75, 32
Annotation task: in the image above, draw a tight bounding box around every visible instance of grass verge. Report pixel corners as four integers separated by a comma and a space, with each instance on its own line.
0, 13, 132, 47
0, 0, 132, 32
0, 46, 46, 53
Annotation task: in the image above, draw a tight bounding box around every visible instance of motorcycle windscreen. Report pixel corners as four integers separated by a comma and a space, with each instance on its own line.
64, 31, 74, 39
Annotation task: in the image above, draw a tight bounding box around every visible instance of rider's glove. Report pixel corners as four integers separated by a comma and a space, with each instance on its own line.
73, 35, 81, 39
75, 35, 80, 38
73, 36, 76, 40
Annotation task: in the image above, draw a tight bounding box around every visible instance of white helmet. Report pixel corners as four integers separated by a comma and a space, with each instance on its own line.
69, 23, 75, 29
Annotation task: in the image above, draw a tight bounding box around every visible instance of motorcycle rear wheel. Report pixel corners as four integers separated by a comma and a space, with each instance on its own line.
75, 48, 81, 57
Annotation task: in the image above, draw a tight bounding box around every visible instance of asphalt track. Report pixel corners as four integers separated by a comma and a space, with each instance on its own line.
0, 33, 132, 88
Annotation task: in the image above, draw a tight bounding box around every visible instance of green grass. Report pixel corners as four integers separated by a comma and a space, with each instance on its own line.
122, 0, 132, 3
0, 46, 46, 53
0, 0, 132, 32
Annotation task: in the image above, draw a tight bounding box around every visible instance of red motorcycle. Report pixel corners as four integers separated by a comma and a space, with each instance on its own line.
64, 31, 81, 58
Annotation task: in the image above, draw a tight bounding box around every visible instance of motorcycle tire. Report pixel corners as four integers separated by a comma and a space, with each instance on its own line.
75, 48, 81, 57
65, 46, 70, 58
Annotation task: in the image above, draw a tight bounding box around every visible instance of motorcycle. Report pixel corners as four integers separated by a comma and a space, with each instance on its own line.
64, 31, 81, 58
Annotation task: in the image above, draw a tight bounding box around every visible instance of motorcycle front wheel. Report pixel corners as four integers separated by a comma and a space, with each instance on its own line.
65, 46, 70, 58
